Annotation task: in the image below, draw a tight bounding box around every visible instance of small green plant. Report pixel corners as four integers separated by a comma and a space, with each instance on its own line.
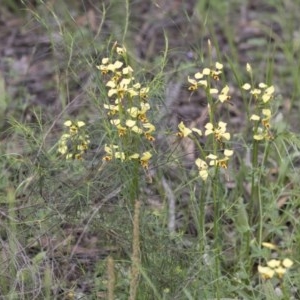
57, 120, 90, 160
2, 1, 300, 299
97, 44, 155, 170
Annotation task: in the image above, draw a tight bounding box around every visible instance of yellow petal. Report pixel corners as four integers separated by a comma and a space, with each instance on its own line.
224, 149, 234, 157
133, 82, 141, 89
113, 61, 123, 69
246, 63, 252, 73
131, 126, 143, 134
194, 72, 203, 79
197, 80, 206, 88
262, 242, 277, 250
265, 85, 274, 94
64, 120, 72, 127
275, 266, 286, 278
206, 154, 218, 160
209, 160, 217, 166
110, 119, 121, 126
262, 93, 272, 103
220, 85, 229, 94
219, 94, 229, 102
222, 132, 230, 140
102, 57, 109, 64
116, 46, 126, 54
106, 80, 116, 88
76, 121, 85, 127
108, 89, 117, 97
267, 259, 281, 268
128, 153, 140, 159
140, 152, 152, 169
125, 119, 136, 127
122, 66, 134, 74
258, 82, 268, 88
58, 144, 67, 154
195, 158, 208, 170
107, 64, 116, 71
250, 88, 261, 95
282, 258, 293, 268
140, 102, 150, 112
250, 114, 260, 121
104, 145, 111, 154
115, 152, 125, 161
143, 122, 155, 132
188, 77, 198, 85
128, 88, 138, 97
205, 123, 213, 130
242, 83, 251, 90
178, 121, 192, 137
192, 128, 202, 136
218, 121, 227, 129
215, 62, 223, 70
121, 77, 132, 86
141, 151, 152, 160
209, 88, 218, 94
199, 170, 208, 181
262, 109, 271, 117
60, 133, 70, 141
202, 68, 211, 75
66, 153, 73, 159
258, 265, 275, 279
127, 107, 138, 117
254, 134, 264, 140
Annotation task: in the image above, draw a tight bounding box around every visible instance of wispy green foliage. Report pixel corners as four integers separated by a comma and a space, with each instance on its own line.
1, 1, 300, 299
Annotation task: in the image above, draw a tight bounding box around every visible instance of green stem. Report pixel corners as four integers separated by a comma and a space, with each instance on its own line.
122, 0, 129, 44
205, 87, 221, 295
129, 161, 140, 203
257, 141, 270, 245
212, 167, 221, 297
250, 140, 259, 225
198, 186, 206, 254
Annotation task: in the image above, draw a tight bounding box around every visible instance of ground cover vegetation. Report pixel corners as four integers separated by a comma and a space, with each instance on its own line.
1, 0, 300, 299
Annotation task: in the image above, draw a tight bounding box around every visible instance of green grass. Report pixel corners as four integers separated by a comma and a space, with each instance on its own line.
1, 0, 300, 299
